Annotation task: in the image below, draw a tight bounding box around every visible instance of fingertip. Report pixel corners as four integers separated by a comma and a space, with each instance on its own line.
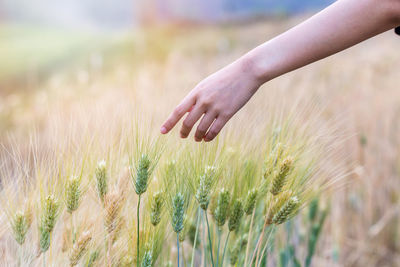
160, 126, 168, 134
180, 131, 188, 139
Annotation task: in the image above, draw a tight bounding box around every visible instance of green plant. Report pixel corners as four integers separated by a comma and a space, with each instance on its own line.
131, 153, 158, 266
172, 192, 186, 267
305, 199, 328, 267
141, 250, 153, 267
39, 194, 60, 266
11, 210, 31, 246
150, 192, 163, 227
95, 160, 108, 204
213, 188, 230, 267
0, 107, 341, 267
221, 199, 244, 265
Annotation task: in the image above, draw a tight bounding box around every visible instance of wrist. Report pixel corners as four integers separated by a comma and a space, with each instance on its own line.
237, 48, 273, 86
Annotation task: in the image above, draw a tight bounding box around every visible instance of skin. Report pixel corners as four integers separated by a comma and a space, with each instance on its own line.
160, 0, 400, 142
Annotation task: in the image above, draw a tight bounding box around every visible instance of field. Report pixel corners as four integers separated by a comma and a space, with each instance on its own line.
0, 17, 399, 267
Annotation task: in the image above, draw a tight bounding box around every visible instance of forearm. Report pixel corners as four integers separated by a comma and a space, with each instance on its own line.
243, 0, 400, 83
161, 0, 400, 141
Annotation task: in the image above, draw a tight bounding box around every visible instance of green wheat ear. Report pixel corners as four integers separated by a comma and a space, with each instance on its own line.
244, 188, 258, 215
150, 191, 163, 226
270, 157, 293, 195
272, 196, 299, 225
39, 225, 51, 252
172, 192, 185, 234
42, 195, 60, 233
134, 154, 151, 195
195, 166, 216, 211
65, 176, 81, 213
214, 188, 230, 227
230, 235, 248, 265
11, 211, 30, 245
39, 194, 60, 252
228, 199, 244, 232
95, 160, 108, 203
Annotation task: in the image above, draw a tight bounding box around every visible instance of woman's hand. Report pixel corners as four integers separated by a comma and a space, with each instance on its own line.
161, 0, 400, 142
160, 57, 261, 142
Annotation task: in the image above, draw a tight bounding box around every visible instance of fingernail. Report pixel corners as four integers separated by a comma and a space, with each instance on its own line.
160, 127, 167, 134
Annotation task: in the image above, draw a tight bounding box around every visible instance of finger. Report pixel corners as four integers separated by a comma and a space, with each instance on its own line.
204, 116, 228, 142
194, 112, 217, 142
161, 95, 196, 134
180, 106, 206, 138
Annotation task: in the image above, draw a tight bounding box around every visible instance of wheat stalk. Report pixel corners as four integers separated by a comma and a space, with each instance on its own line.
150, 191, 163, 227
95, 160, 108, 204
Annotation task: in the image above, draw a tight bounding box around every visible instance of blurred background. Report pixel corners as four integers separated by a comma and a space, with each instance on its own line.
0, 1, 399, 266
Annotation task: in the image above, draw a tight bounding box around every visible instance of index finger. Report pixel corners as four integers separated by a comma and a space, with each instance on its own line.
160, 95, 196, 134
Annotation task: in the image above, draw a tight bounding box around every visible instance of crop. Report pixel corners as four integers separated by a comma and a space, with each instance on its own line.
0, 112, 342, 267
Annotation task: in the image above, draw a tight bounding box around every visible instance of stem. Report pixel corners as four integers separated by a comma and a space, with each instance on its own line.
177, 233, 180, 267
71, 213, 76, 244
216, 228, 221, 267
257, 226, 274, 267
18, 245, 22, 267
204, 211, 215, 267
190, 209, 201, 267
251, 220, 269, 266
137, 195, 141, 266
201, 212, 206, 267
182, 238, 187, 267
103, 234, 107, 266
221, 231, 231, 267
244, 209, 256, 266
108, 232, 114, 267
43, 252, 46, 267
255, 223, 267, 266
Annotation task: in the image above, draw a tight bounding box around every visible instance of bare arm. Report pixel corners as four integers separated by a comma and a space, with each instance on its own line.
247, 0, 400, 82
161, 0, 400, 142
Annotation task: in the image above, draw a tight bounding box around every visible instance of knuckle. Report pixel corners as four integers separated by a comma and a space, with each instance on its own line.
173, 107, 183, 117
212, 107, 221, 114
198, 94, 215, 108
192, 89, 201, 98
200, 98, 211, 108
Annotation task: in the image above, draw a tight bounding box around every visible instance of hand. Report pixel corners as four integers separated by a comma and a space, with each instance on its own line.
160, 57, 261, 142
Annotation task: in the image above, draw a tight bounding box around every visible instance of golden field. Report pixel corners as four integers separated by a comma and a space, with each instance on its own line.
0, 17, 399, 266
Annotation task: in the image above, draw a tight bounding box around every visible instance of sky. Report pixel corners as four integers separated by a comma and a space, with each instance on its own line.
0, 0, 334, 29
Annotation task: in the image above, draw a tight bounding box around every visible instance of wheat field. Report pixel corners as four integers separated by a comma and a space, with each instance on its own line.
0, 17, 399, 266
